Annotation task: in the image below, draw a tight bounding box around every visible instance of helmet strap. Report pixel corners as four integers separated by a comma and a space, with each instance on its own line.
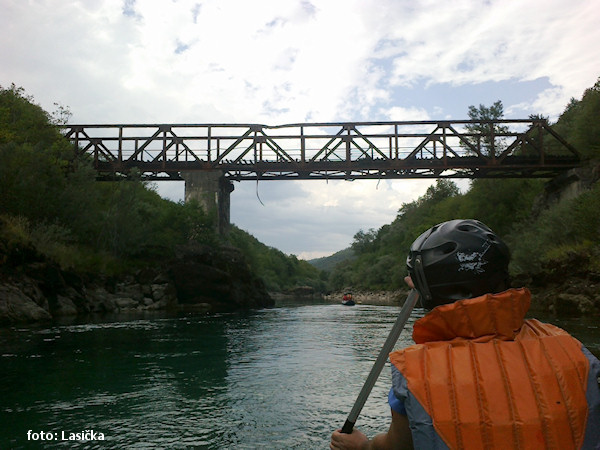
413, 255, 433, 305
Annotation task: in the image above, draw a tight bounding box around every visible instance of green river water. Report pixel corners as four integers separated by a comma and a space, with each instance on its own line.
1, 300, 599, 449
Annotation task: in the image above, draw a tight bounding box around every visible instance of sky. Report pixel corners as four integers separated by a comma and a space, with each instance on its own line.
1, 0, 599, 259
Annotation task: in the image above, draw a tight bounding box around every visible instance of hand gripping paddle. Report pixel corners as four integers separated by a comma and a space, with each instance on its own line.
341, 289, 419, 434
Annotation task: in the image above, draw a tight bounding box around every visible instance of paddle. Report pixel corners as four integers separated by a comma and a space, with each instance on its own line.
341, 289, 419, 434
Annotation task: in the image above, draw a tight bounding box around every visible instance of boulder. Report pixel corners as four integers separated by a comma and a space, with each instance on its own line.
18, 277, 48, 311
86, 286, 118, 313
151, 283, 175, 302
0, 226, 277, 323
286, 286, 315, 297
54, 295, 78, 316
553, 293, 595, 316
114, 297, 139, 309
169, 243, 273, 311
115, 283, 144, 302
146, 298, 170, 310
0, 284, 52, 324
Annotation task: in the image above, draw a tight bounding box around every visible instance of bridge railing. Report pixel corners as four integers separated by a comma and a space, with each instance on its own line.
62, 120, 580, 180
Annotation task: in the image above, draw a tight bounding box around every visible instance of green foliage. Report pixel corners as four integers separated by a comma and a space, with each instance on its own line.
351, 228, 377, 254
392, 179, 461, 242
328, 80, 600, 289
3, 78, 599, 294
329, 179, 461, 290
508, 183, 600, 274
459, 178, 544, 236
0, 84, 332, 291
503, 78, 600, 275
227, 226, 326, 292
552, 77, 600, 159
308, 247, 355, 272
0, 85, 216, 274
0, 84, 63, 146
464, 100, 510, 157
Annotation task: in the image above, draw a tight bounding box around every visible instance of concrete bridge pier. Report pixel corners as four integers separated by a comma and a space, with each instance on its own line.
181, 171, 234, 235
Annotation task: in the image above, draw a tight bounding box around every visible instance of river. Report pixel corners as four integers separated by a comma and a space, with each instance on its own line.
1, 300, 599, 449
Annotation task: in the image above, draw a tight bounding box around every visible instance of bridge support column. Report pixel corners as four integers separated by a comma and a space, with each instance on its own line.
181, 171, 234, 235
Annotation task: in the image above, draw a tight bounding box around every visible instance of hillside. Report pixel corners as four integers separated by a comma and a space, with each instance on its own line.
1, 77, 599, 321
308, 247, 355, 272
0, 84, 326, 323
324, 77, 600, 315
227, 225, 327, 293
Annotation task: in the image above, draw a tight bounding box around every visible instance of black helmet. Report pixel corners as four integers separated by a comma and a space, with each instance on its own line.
406, 219, 510, 310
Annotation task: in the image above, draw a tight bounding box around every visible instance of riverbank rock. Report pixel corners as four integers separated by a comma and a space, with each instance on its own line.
526, 277, 600, 316
269, 285, 321, 301
0, 283, 52, 325
169, 243, 273, 312
518, 248, 600, 316
324, 290, 406, 306
0, 236, 273, 324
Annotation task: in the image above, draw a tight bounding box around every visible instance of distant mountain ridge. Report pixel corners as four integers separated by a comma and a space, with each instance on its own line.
308, 247, 355, 272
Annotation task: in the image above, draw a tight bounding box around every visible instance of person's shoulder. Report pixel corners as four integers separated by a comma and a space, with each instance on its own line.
581, 346, 600, 367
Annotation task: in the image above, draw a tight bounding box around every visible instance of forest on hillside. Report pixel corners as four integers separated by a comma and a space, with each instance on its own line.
0, 84, 324, 293
328, 78, 600, 292
1, 77, 599, 299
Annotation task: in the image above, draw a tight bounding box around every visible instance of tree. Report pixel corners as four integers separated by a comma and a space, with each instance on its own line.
327, 77, 600, 290
550, 77, 600, 159
571, 77, 600, 158
0, 85, 217, 268
461, 178, 543, 236
0, 84, 61, 146
420, 179, 460, 204
351, 228, 377, 255
464, 100, 509, 157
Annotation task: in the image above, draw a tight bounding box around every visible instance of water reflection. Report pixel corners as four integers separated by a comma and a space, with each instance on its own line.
0, 315, 232, 448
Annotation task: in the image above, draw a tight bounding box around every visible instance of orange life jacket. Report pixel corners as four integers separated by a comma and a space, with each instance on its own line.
389, 288, 592, 449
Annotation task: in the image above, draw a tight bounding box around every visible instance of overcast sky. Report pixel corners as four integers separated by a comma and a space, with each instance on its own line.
2, 0, 598, 259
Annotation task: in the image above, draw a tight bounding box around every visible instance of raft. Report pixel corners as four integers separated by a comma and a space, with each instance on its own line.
342, 293, 355, 306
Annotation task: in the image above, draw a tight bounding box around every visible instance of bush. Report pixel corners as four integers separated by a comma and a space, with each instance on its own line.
0, 85, 217, 274
508, 183, 600, 275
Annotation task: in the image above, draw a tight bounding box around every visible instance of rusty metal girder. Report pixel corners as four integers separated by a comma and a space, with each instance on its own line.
62, 120, 581, 181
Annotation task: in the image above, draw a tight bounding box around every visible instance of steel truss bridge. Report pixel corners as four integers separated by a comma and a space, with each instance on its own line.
63, 120, 581, 181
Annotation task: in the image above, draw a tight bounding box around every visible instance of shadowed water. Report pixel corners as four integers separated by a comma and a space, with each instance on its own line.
1, 302, 598, 449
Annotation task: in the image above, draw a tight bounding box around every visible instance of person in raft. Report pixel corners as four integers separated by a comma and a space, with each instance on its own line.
331, 219, 600, 449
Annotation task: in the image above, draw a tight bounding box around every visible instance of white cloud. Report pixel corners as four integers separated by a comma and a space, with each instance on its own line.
381, 0, 599, 117
383, 106, 430, 121
231, 177, 434, 258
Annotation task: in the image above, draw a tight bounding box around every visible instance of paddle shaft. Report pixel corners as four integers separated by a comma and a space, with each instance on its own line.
341, 289, 419, 434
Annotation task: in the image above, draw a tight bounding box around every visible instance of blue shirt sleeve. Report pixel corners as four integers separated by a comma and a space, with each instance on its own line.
388, 387, 407, 415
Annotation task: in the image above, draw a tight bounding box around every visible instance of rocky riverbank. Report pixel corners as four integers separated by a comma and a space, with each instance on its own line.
324, 284, 600, 315
324, 290, 406, 306
325, 259, 600, 316
514, 251, 600, 316
0, 240, 273, 326
3, 234, 598, 326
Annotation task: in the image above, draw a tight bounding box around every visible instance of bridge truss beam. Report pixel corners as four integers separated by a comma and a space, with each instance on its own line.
62, 120, 581, 181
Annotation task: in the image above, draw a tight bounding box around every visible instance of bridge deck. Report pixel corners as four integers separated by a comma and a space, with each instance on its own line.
63, 120, 580, 180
